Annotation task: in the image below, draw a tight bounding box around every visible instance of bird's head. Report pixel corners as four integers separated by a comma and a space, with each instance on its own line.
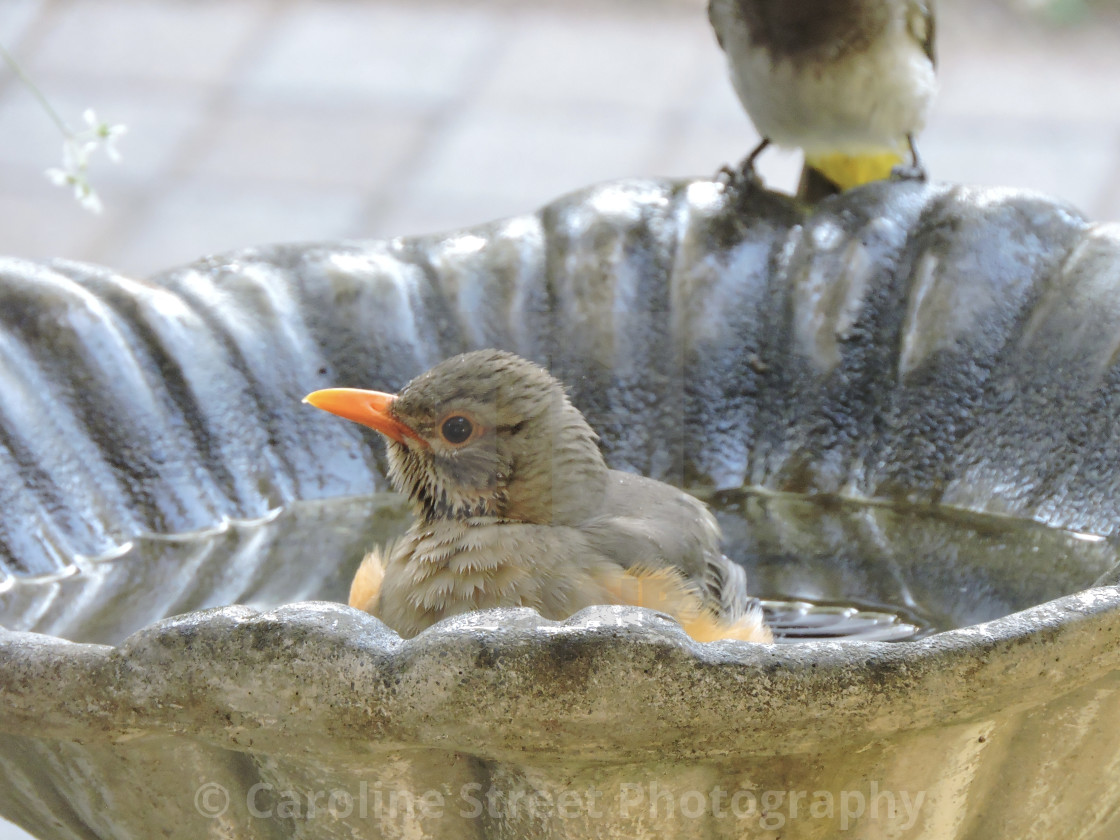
304, 350, 607, 525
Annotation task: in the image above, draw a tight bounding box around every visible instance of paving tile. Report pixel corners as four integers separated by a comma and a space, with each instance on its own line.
106, 178, 369, 277
923, 117, 1120, 219
371, 189, 540, 240
190, 102, 430, 191
0, 0, 45, 51
0, 166, 117, 265
935, 1, 1120, 132
688, 60, 758, 130
376, 98, 675, 238
0, 819, 33, 840
29, 0, 268, 86
938, 47, 1120, 129
0, 80, 209, 182
406, 101, 665, 207
238, 2, 501, 108
1096, 180, 1120, 224
474, 7, 713, 113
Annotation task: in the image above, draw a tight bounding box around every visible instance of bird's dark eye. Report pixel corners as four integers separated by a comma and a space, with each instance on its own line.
440, 415, 474, 445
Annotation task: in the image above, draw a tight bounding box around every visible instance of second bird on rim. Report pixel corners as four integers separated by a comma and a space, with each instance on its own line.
305, 349, 771, 643
708, 0, 937, 199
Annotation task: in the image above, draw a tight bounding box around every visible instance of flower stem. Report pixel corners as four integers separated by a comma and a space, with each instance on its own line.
0, 40, 72, 136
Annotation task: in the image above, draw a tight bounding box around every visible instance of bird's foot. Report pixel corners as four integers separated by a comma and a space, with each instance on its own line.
715, 138, 771, 195
889, 162, 927, 183
716, 160, 764, 193
891, 133, 928, 183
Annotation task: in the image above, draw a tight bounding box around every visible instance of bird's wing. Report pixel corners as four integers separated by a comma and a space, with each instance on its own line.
907, 0, 936, 66
707, 1, 724, 50
580, 471, 751, 618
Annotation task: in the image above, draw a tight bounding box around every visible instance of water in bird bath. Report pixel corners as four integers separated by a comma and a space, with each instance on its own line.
706, 488, 1119, 642
0, 490, 1114, 647
0, 495, 412, 646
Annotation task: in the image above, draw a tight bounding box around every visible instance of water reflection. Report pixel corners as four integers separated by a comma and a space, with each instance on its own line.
710, 488, 1118, 637
2, 489, 1113, 646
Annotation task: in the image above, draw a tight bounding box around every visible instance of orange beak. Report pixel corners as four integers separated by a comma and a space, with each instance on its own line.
303, 388, 424, 446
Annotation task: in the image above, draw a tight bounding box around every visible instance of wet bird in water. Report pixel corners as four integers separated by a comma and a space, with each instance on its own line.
708, 0, 937, 200
304, 350, 771, 643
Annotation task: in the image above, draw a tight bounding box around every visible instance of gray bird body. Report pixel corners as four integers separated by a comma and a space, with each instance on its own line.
708, 0, 936, 188
374, 468, 754, 639
309, 350, 769, 642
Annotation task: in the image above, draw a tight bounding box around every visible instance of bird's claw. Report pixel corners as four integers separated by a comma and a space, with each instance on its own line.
715, 163, 738, 186
716, 138, 771, 195
716, 161, 764, 194
889, 163, 928, 183
893, 134, 928, 183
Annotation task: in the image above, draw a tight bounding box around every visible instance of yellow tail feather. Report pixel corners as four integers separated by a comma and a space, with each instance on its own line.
349, 549, 386, 614
599, 566, 772, 644
805, 151, 903, 191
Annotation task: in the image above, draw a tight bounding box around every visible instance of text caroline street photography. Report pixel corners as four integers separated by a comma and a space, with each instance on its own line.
194, 778, 927, 833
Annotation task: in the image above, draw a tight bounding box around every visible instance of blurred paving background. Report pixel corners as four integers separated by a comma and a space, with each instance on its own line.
1, 0, 1119, 280
0, 0, 1119, 836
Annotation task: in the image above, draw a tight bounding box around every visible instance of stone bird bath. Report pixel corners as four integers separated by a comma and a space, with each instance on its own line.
1, 179, 1119, 839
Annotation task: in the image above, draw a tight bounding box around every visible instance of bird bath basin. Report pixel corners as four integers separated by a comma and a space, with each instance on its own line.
2, 178, 1120, 839
4, 491, 1112, 646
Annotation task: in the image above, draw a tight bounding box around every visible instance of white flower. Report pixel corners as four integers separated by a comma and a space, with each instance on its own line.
2, 41, 127, 213
41, 110, 126, 214
43, 162, 103, 215
76, 183, 103, 215
82, 108, 127, 163
43, 167, 71, 188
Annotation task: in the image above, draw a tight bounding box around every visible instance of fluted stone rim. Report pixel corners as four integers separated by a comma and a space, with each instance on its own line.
1, 582, 1117, 762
